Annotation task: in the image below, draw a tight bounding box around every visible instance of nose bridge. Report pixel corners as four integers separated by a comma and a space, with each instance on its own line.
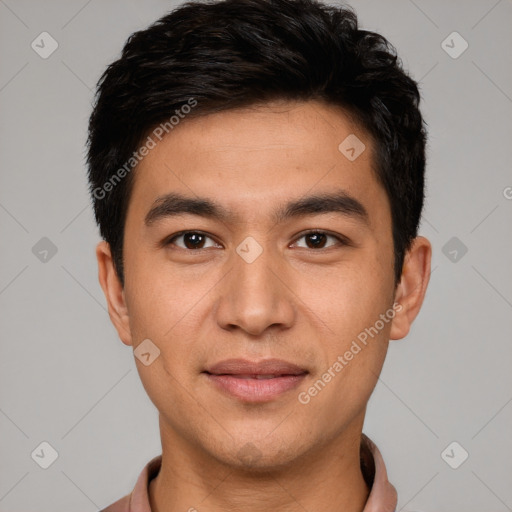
215, 236, 295, 335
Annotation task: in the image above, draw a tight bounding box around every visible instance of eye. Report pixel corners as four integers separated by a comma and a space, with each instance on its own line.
291, 230, 347, 249
165, 231, 221, 250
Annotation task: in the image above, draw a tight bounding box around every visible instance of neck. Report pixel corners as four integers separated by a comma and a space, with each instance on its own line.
149, 415, 370, 512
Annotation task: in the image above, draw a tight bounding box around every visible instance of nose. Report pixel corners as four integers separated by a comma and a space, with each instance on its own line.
215, 241, 296, 336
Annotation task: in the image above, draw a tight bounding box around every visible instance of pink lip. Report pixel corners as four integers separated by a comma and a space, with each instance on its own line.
203, 358, 308, 403
205, 374, 307, 402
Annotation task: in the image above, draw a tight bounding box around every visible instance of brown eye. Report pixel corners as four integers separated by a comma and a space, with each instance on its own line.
304, 232, 328, 248
167, 231, 220, 250
293, 231, 344, 249
183, 232, 206, 249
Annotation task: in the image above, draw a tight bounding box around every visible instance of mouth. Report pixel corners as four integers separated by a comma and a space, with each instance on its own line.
211, 374, 300, 379
203, 358, 308, 403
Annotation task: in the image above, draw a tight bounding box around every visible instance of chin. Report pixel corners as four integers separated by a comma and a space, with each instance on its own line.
211, 435, 307, 473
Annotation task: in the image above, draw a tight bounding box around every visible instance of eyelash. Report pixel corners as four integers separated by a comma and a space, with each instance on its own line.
163, 230, 349, 250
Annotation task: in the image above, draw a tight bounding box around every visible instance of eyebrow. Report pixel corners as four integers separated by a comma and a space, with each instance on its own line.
144, 191, 369, 226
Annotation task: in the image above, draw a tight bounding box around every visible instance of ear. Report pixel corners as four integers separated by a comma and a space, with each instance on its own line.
389, 236, 432, 340
96, 241, 133, 346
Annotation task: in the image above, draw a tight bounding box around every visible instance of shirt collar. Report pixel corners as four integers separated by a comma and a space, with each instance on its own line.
104, 434, 397, 512
360, 434, 397, 512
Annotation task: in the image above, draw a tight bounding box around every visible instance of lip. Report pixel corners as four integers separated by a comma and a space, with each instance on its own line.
205, 358, 308, 376
203, 358, 308, 403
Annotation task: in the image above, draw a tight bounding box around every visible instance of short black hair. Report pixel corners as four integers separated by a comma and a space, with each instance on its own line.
87, 0, 427, 287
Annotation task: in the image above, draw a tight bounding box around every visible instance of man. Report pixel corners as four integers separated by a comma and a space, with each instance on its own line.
88, 0, 431, 510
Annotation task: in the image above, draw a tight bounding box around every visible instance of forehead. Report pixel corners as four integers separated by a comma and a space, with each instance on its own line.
127, 100, 389, 226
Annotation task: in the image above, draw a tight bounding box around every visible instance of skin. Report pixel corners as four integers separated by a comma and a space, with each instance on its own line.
97, 100, 431, 512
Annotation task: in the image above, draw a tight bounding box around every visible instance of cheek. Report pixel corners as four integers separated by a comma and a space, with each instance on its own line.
123, 259, 215, 396
123, 249, 206, 338
125, 273, 197, 402
295, 254, 393, 345
134, 355, 202, 444
303, 268, 393, 416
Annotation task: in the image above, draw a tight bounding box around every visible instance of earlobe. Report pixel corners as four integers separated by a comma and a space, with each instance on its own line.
389, 236, 432, 340
96, 241, 133, 346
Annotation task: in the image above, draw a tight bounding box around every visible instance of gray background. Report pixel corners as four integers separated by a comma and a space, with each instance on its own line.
1, 0, 511, 510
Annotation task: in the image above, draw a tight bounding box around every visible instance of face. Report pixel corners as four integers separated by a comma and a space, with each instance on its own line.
97, 100, 430, 470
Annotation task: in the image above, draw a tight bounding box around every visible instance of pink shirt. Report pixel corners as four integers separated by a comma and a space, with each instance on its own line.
101, 434, 397, 512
